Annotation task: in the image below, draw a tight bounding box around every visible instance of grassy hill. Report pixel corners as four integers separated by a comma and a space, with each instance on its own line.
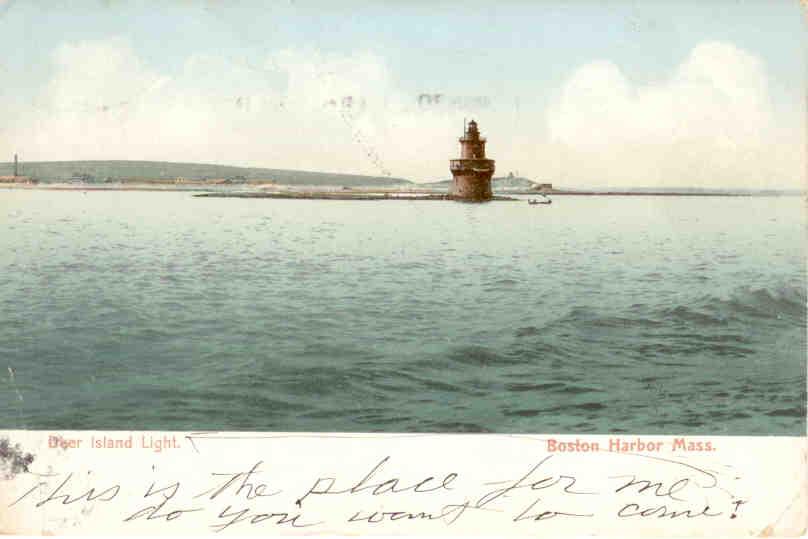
0, 160, 411, 187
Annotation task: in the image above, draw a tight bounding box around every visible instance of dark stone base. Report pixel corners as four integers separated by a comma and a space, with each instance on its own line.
448, 174, 493, 202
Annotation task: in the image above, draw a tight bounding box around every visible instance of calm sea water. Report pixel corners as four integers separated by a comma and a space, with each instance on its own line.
0, 190, 805, 434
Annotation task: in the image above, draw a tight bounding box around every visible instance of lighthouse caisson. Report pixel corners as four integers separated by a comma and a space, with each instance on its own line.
449, 119, 495, 202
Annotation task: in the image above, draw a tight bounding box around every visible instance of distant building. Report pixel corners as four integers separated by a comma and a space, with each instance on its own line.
69, 172, 94, 184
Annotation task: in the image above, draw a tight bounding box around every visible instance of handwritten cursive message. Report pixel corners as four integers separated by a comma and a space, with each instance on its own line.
0, 433, 802, 536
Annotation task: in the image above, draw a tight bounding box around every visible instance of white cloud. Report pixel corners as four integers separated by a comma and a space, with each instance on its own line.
7, 38, 441, 178
48, 37, 168, 109
545, 41, 803, 189
3, 38, 803, 189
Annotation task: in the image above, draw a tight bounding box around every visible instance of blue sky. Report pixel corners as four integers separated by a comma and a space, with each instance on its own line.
0, 1, 804, 187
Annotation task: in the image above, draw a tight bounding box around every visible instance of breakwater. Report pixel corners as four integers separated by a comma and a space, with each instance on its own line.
194, 191, 519, 201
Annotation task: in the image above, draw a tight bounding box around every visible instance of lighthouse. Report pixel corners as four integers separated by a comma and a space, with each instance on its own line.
449, 119, 495, 201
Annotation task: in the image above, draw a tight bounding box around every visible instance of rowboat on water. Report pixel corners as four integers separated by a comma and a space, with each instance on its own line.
528, 195, 552, 205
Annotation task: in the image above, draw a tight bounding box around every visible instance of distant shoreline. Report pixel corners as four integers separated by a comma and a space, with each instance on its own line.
0, 183, 802, 198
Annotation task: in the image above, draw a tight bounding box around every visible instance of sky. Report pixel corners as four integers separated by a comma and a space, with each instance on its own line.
0, 0, 804, 188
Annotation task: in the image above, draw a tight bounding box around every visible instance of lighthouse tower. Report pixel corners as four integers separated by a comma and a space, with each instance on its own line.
449, 119, 495, 201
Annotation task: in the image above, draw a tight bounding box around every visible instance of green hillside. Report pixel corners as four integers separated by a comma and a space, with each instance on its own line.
0, 160, 411, 187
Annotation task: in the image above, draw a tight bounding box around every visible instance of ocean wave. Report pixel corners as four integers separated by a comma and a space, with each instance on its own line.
446, 345, 522, 366
705, 285, 806, 325
537, 284, 805, 338
658, 305, 730, 326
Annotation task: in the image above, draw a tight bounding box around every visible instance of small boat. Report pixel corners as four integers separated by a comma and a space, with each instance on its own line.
528, 196, 552, 205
